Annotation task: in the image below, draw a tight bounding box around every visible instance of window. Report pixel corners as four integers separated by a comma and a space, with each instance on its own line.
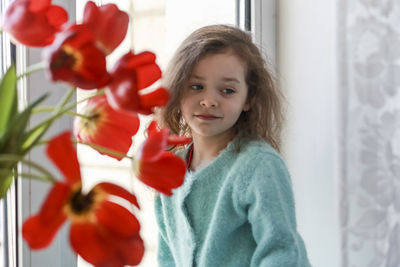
2, 1, 279, 266
76, 1, 239, 266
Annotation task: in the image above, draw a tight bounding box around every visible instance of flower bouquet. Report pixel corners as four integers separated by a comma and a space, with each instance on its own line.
0, 1, 190, 266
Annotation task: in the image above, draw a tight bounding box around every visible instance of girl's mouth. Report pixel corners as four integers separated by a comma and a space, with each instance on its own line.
195, 114, 221, 120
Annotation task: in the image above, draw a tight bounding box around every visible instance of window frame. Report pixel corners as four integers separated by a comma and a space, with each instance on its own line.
1, 0, 78, 266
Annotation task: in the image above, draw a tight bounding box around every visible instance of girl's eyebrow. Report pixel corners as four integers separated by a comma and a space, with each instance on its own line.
191, 75, 240, 84
191, 75, 204, 80
222, 77, 240, 84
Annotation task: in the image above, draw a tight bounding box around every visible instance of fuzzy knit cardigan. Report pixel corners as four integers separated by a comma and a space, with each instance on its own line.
155, 139, 311, 267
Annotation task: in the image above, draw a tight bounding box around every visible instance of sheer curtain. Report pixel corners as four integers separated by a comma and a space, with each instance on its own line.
338, 0, 400, 266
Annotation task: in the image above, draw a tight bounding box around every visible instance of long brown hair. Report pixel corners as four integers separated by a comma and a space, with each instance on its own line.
158, 24, 285, 152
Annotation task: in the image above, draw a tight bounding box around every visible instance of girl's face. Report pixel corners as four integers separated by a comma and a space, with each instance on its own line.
180, 52, 249, 142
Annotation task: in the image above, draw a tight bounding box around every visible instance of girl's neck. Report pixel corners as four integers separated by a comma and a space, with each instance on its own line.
190, 133, 233, 171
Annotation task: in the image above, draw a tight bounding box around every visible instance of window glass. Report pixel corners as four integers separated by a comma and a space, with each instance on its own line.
75, 1, 236, 266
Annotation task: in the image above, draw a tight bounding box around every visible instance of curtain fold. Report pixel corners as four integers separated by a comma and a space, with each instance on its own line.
339, 0, 400, 266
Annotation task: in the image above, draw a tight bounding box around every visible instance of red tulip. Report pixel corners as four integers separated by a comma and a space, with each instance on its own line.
134, 121, 191, 195
2, 0, 68, 47
22, 132, 144, 267
43, 24, 110, 89
106, 51, 169, 115
74, 95, 140, 160
82, 1, 129, 55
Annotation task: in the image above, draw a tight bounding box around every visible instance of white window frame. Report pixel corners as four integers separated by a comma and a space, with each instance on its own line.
1, 0, 78, 266
2, 1, 278, 266
1, 1, 19, 266
237, 0, 278, 68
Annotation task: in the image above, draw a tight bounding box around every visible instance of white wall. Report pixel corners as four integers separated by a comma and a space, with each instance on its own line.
165, 0, 237, 58
279, 1, 340, 266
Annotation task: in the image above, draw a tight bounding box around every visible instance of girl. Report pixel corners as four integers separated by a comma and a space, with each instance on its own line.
155, 24, 311, 267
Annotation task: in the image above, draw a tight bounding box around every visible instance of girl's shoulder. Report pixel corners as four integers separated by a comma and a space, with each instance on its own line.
229, 139, 291, 182
235, 138, 284, 164
231, 139, 294, 205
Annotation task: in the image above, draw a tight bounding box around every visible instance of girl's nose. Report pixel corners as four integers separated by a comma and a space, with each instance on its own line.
200, 93, 218, 108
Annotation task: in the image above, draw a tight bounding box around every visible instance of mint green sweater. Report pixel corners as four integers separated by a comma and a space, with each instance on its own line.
155, 139, 311, 267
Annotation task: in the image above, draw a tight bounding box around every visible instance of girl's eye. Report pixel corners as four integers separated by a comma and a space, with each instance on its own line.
190, 84, 203, 90
222, 88, 235, 94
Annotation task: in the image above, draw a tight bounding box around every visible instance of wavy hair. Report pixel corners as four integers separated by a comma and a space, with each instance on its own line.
158, 24, 285, 152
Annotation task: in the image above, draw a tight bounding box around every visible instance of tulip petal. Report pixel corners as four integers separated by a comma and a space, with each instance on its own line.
147, 120, 158, 135
136, 63, 162, 90
83, 1, 129, 54
107, 51, 164, 114
29, 0, 51, 12
46, 5, 68, 29
139, 129, 168, 162
70, 222, 112, 266
38, 182, 71, 223
138, 87, 169, 114
95, 201, 140, 238
105, 79, 141, 113
46, 131, 81, 185
167, 135, 192, 146
74, 95, 140, 160
64, 44, 110, 89
82, 1, 98, 20
112, 235, 144, 266
70, 217, 144, 267
96, 4, 129, 54
85, 125, 136, 160
45, 24, 110, 89
96, 182, 140, 208
124, 51, 156, 69
22, 213, 66, 249
138, 152, 186, 195
90, 109, 139, 156
2, 0, 67, 47
61, 24, 96, 47
147, 121, 191, 146
97, 259, 125, 267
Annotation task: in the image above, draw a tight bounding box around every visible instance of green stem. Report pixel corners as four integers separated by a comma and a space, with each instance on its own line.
0, 169, 54, 183
75, 89, 105, 106
32, 107, 93, 120
75, 140, 133, 160
32, 106, 55, 114
0, 155, 56, 183
20, 159, 56, 182
34, 140, 48, 147
17, 61, 46, 79
67, 111, 93, 120
0, 154, 23, 163
18, 173, 55, 183
27, 88, 76, 136
58, 87, 76, 110
33, 89, 105, 116
31, 89, 105, 130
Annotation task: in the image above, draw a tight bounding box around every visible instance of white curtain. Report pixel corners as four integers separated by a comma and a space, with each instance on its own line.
339, 0, 400, 266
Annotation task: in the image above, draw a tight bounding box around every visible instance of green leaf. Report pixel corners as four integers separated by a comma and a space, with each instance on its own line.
21, 121, 52, 153
20, 95, 54, 153
0, 170, 14, 199
0, 94, 48, 155
0, 65, 18, 136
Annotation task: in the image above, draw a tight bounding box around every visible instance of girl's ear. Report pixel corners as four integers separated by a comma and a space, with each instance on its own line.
243, 96, 251, 111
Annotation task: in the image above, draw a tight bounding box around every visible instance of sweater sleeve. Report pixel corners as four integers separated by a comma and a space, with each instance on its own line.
243, 153, 310, 267
154, 196, 176, 267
